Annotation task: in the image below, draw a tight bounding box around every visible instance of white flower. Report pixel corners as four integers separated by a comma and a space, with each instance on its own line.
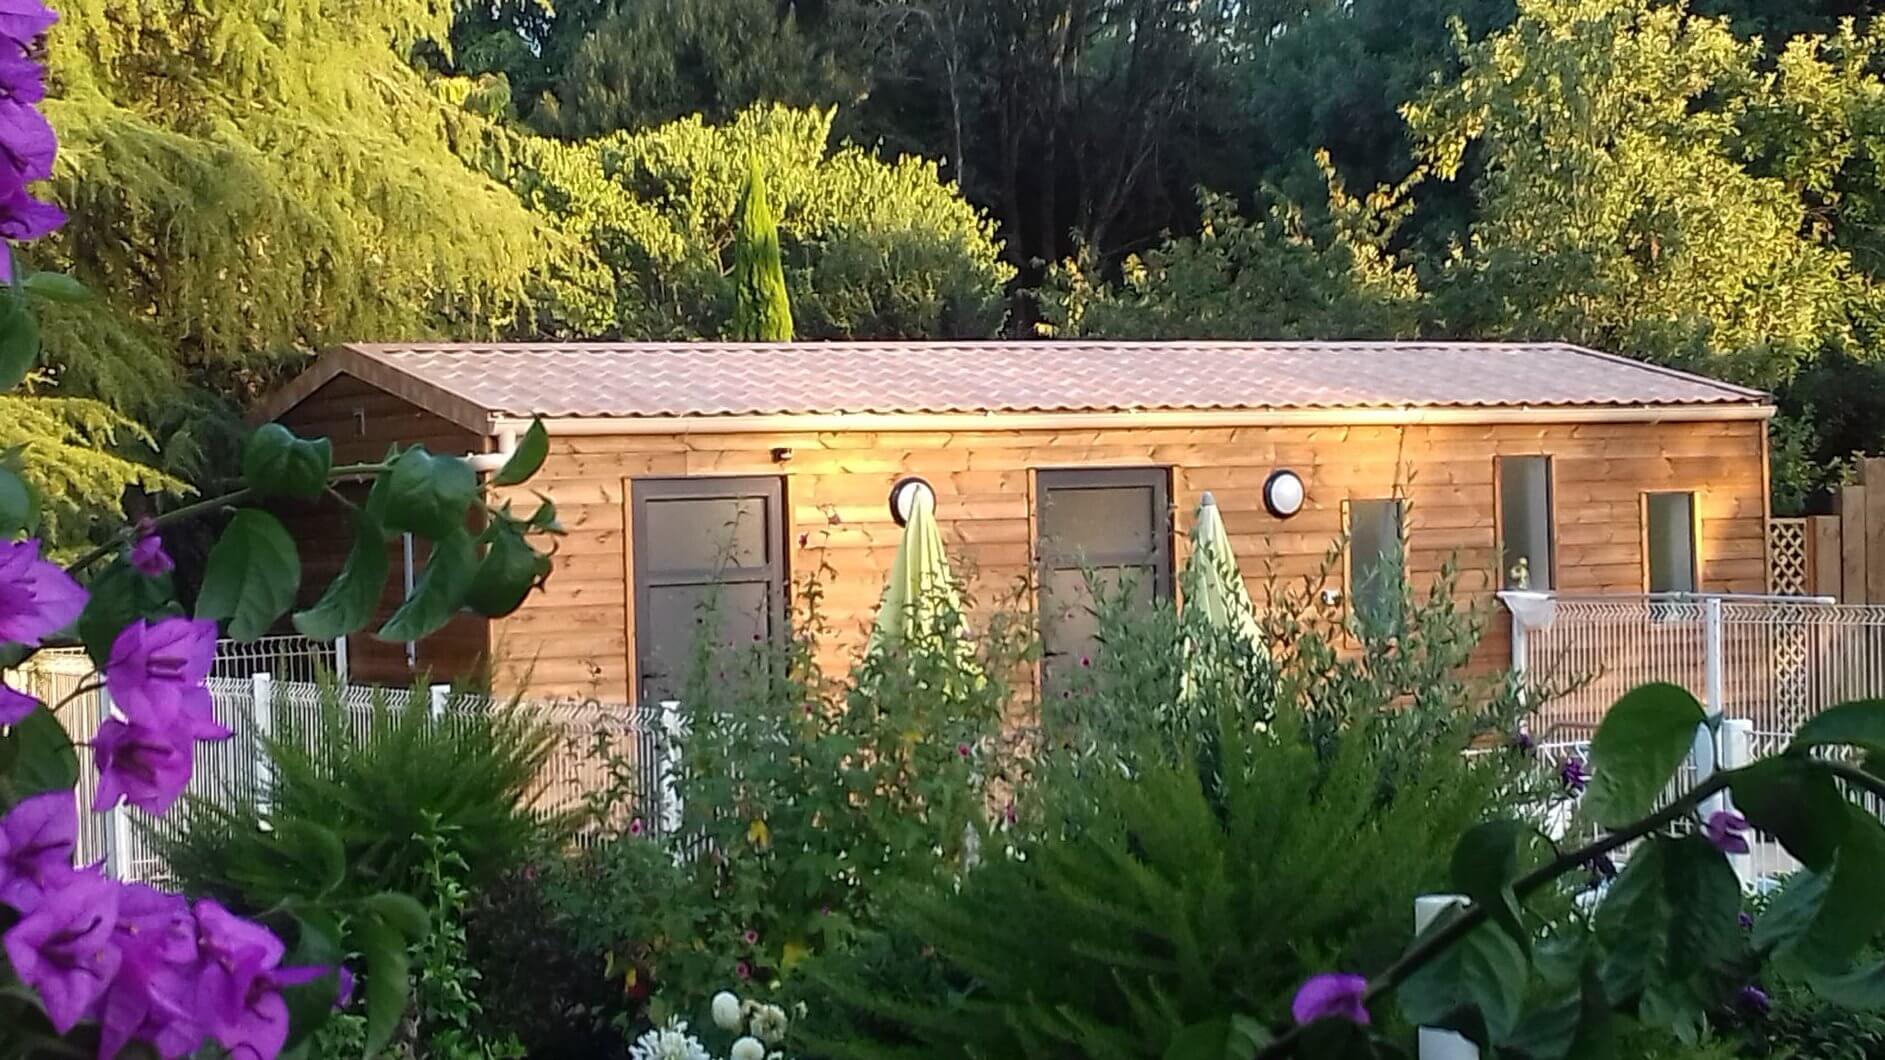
731, 1036, 767, 1060
630, 1018, 711, 1060
711, 992, 744, 1032
749, 1003, 789, 1045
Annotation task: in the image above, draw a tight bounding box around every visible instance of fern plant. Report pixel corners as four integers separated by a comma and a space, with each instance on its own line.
153, 683, 570, 912
800, 566, 1543, 1060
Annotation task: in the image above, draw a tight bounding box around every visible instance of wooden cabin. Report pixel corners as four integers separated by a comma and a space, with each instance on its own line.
255, 341, 1775, 703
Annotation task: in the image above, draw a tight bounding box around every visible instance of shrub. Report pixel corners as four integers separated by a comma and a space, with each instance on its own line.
537, 579, 1033, 1032
156, 684, 569, 910
799, 565, 1543, 1060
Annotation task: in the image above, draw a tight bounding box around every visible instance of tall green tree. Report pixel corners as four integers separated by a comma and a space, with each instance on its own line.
506, 104, 1010, 340
732, 160, 796, 341
30, 0, 585, 546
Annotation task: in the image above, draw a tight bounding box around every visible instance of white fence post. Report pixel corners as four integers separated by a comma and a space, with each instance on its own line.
657, 700, 685, 835
1415, 895, 1479, 1060
1694, 597, 1726, 814
333, 635, 349, 686
1719, 718, 1755, 886
252, 672, 274, 818
429, 683, 449, 720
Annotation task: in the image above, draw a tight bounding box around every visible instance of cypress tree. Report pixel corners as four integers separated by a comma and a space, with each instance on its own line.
730, 159, 794, 341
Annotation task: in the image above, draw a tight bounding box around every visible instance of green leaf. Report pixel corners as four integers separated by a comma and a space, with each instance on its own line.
1, 706, 78, 798
1584, 683, 1705, 828
492, 419, 548, 487
361, 892, 431, 943
1729, 756, 1847, 872
376, 447, 476, 540
241, 423, 333, 500
1595, 836, 1740, 1002
292, 512, 390, 641
465, 524, 548, 618
1795, 803, 1885, 972
282, 910, 346, 1051
0, 287, 39, 392
1400, 918, 1530, 1045
1450, 819, 1530, 951
1790, 699, 1885, 756
527, 495, 562, 533
1806, 959, 1885, 1011
21, 272, 90, 303
1502, 967, 1614, 1060
0, 462, 35, 537
76, 561, 178, 667
196, 510, 301, 641
1658, 835, 1742, 976
1163, 1015, 1272, 1060
276, 820, 346, 896
357, 916, 411, 1059
377, 529, 475, 642
1755, 869, 1830, 955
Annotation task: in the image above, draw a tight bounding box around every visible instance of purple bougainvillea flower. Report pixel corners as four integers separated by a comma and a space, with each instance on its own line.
0, 681, 36, 724
130, 534, 174, 577
1559, 756, 1591, 793
0, 98, 53, 182
1737, 985, 1771, 1016
3, 870, 122, 1032
334, 965, 355, 1010
210, 962, 325, 1060
106, 617, 217, 727
1512, 730, 1536, 756
0, 0, 55, 46
1705, 810, 1751, 855
0, 789, 76, 912
0, 177, 60, 240
92, 719, 194, 815
0, 538, 87, 648
1738, 911, 1755, 931
0, 47, 41, 104
1291, 973, 1371, 1027
100, 894, 207, 1060
193, 899, 286, 1030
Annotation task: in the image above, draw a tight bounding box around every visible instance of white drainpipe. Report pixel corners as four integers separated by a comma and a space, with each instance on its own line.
465, 426, 518, 475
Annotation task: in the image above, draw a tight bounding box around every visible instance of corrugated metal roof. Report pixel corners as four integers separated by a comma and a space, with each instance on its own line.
260, 340, 1770, 429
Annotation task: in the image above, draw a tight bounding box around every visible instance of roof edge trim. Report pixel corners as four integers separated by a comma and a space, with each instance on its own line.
250, 345, 497, 435
494, 403, 1776, 436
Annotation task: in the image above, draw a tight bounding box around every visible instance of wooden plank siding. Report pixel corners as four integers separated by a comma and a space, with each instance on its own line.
484, 418, 1769, 702
274, 375, 494, 685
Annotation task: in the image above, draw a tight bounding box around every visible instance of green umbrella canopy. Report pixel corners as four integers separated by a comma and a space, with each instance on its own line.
1186, 491, 1262, 649
867, 484, 969, 657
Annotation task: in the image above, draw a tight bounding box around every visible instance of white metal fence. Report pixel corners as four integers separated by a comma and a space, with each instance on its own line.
4, 636, 681, 882
1509, 592, 1885, 884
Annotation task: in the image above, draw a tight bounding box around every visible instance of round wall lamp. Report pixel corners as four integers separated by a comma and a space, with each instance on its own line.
1263, 469, 1306, 519
888, 476, 936, 527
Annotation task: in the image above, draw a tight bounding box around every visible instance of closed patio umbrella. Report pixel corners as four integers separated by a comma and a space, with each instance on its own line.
867, 482, 972, 665
1187, 491, 1262, 650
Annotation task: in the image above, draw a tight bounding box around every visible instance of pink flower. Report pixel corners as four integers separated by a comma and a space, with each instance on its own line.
628, 817, 644, 837
1705, 810, 1751, 856
956, 742, 971, 759
0, 681, 36, 724
130, 534, 174, 577
735, 961, 752, 980
0, 789, 75, 911
1291, 973, 1370, 1027
742, 929, 759, 946
92, 719, 194, 814
0, 538, 86, 648
3, 869, 121, 1032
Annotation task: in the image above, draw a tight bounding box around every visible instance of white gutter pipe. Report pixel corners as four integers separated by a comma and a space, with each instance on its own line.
490, 403, 1775, 437
465, 425, 518, 474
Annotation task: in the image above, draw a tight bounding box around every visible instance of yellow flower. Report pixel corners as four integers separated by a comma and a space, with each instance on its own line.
781, 939, 811, 971
748, 818, 771, 847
